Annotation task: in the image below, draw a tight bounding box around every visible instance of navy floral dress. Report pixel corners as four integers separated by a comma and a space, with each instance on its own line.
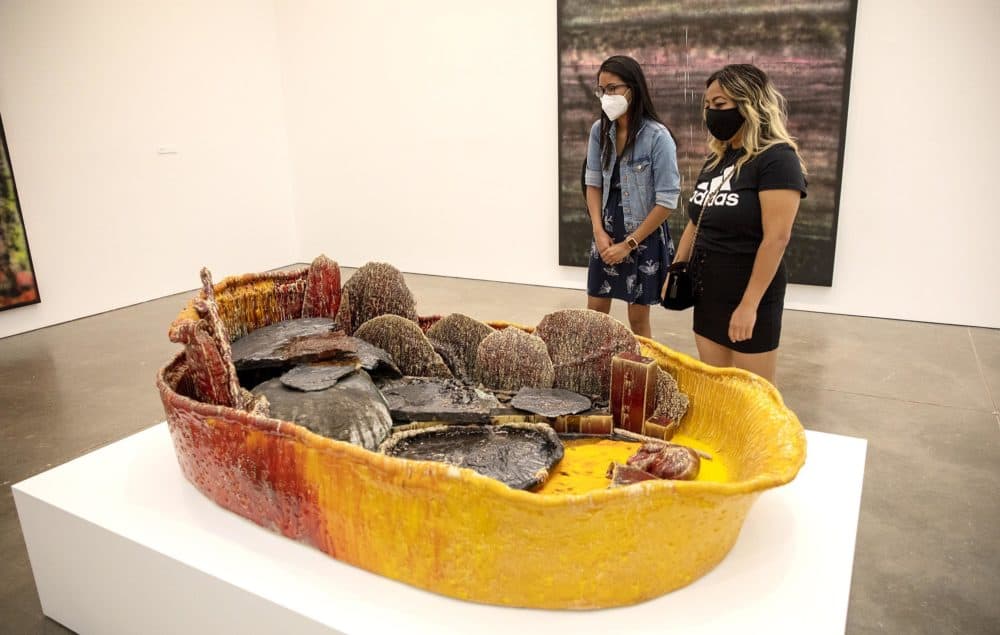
587, 158, 675, 305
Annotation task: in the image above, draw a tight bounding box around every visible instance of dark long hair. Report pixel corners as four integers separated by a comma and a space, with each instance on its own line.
597, 55, 673, 169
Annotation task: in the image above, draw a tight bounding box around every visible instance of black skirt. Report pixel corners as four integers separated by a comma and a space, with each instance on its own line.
691, 249, 787, 354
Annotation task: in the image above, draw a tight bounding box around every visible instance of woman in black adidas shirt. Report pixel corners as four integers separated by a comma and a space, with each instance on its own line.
663, 64, 806, 383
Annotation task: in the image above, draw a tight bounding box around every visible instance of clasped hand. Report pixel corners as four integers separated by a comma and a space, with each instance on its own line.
595, 230, 630, 265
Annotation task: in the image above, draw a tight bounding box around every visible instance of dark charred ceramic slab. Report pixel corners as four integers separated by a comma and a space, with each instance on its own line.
382, 424, 564, 490
347, 337, 402, 378
378, 377, 501, 423
252, 370, 391, 450
279, 361, 360, 391
231, 318, 354, 370
509, 387, 592, 418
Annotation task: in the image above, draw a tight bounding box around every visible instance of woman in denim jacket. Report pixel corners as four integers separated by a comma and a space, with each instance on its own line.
584, 55, 680, 337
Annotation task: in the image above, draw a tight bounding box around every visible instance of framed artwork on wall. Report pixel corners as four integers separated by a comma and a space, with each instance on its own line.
557, 0, 858, 286
1, 112, 40, 311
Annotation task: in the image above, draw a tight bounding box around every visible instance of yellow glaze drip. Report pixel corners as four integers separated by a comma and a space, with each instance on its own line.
535, 435, 732, 496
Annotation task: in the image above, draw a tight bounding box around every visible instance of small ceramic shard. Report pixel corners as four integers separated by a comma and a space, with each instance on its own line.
280, 331, 354, 361
426, 313, 494, 381
354, 315, 452, 378
251, 370, 392, 451
626, 442, 700, 481
609, 352, 659, 434
280, 361, 360, 391
475, 327, 554, 391
641, 415, 682, 441
510, 387, 591, 418
247, 392, 270, 417
229, 318, 354, 370
342, 262, 419, 333
380, 423, 564, 490
534, 309, 638, 398
606, 462, 660, 487
378, 377, 501, 423
231, 387, 257, 411
417, 315, 441, 333
301, 255, 342, 319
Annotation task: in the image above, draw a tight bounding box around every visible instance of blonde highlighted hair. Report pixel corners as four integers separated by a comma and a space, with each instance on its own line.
704, 64, 806, 176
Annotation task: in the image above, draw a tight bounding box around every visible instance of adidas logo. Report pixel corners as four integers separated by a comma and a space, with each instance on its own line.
690, 166, 739, 207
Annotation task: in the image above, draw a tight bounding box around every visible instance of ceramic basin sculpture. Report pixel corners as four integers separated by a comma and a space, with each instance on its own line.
155, 261, 806, 609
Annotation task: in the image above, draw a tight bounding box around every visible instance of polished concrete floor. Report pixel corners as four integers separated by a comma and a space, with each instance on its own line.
1, 269, 998, 634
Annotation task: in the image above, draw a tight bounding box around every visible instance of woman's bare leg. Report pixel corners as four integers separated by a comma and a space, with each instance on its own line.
587, 296, 612, 313
627, 303, 651, 338
695, 334, 734, 369
732, 349, 779, 384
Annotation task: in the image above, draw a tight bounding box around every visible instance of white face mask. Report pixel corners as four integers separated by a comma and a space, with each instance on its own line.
601, 94, 629, 121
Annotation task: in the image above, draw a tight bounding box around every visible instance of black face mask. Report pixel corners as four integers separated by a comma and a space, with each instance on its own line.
705, 107, 745, 141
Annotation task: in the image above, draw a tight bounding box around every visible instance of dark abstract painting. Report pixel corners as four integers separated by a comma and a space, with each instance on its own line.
558, 0, 857, 286
1, 113, 40, 311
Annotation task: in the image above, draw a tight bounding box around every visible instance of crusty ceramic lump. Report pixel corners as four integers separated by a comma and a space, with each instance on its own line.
534, 309, 638, 398
475, 327, 554, 392
354, 314, 452, 378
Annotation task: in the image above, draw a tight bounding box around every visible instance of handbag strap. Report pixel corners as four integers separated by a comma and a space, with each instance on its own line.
685, 165, 734, 261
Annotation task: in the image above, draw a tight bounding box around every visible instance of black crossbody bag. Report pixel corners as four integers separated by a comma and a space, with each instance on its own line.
660, 171, 732, 310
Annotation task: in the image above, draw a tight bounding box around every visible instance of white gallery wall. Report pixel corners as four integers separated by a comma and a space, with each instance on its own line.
1, 0, 997, 339
276, 0, 577, 290
278, 0, 999, 329
0, 0, 298, 339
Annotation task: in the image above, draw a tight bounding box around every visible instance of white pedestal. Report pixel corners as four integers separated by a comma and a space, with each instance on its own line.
13, 423, 866, 635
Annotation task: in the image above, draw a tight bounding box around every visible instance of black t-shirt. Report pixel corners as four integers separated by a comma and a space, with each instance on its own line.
686, 143, 807, 255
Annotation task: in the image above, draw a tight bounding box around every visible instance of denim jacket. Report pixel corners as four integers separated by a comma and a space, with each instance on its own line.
584, 118, 681, 233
